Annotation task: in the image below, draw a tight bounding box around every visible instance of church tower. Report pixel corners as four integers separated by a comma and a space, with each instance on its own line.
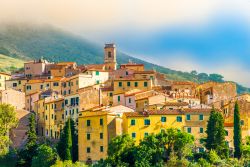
104, 43, 117, 70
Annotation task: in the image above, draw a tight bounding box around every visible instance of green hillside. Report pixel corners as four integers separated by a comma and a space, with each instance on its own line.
0, 24, 249, 94
0, 54, 24, 73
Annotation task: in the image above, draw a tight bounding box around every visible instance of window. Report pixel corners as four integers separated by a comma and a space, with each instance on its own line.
126, 71, 128, 75
187, 127, 191, 133
13, 83, 17, 87
54, 115, 57, 120
76, 108, 79, 113
118, 96, 120, 102
87, 147, 91, 153
96, 80, 100, 84
108, 51, 112, 58
54, 104, 57, 109
63, 91, 66, 95
176, 116, 182, 122
109, 92, 113, 97
186, 114, 191, 121
76, 97, 79, 105
200, 127, 204, 133
51, 114, 54, 119
87, 133, 91, 140
132, 133, 136, 138
134, 82, 138, 87
40, 85, 43, 89
65, 99, 68, 105
128, 98, 131, 103
96, 71, 100, 76
87, 120, 91, 126
65, 110, 67, 116
18, 80, 21, 85
131, 119, 135, 126
127, 82, 130, 86
144, 82, 148, 87
53, 82, 59, 86
51, 104, 54, 109
100, 118, 103, 126
26, 85, 32, 90
144, 132, 149, 137
199, 114, 204, 121
45, 105, 48, 110
100, 133, 103, 139
100, 146, 104, 152
45, 115, 48, 120
76, 80, 79, 85
118, 82, 122, 87
161, 116, 167, 122
144, 119, 150, 126
62, 114, 64, 119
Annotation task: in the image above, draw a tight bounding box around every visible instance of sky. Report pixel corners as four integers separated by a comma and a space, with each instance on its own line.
0, 0, 250, 86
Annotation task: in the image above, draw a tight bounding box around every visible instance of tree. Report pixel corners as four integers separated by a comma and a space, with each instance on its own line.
205, 108, 229, 159
70, 119, 78, 162
135, 128, 194, 166
106, 134, 136, 167
57, 119, 72, 161
31, 144, 58, 167
17, 113, 38, 167
0, 104, 18, 155
234, 101, 242, 159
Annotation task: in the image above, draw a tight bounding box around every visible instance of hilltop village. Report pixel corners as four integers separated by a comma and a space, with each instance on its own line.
0, 44, 250, 163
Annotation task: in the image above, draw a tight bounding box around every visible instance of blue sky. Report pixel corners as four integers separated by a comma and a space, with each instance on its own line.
1, 0, 250, 86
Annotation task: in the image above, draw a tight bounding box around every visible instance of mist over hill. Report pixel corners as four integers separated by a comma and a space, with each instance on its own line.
0, 23, 249, 94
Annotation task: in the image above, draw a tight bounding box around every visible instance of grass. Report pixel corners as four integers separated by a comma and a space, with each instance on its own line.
0, 54, 24, 73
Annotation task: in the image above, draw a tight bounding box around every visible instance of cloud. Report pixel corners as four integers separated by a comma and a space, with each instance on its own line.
1, 0, 250, 33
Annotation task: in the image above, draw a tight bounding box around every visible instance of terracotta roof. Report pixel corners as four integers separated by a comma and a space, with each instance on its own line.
0, 72, 11, 76
125, 89, 144, 96
123, 110, 183, 117
164, 102, 189, 106
224, 122, 234, 127
57, 62, 76, 66
172, 81, 196, 85
85, 64, 105, 70
101, 87, 114, 91
133, 70, 155, 74
183, 108, 211, 113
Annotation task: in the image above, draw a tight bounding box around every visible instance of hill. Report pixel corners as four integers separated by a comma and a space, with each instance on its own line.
0, 54, 24, 73
0, 23, 249, 94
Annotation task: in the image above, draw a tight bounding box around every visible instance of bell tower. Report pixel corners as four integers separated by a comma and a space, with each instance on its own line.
104, 43, 117, 70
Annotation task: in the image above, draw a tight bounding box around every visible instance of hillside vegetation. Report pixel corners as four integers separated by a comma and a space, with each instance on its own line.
0, 23, 249, 94
0, 54, 24, 73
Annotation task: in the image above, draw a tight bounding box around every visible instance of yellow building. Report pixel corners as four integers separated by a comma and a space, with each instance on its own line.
0, 72, 11, 90
183, 108, 211, 152
122, 110, 185, 144
78, 105, 134, 163
78, 111, 118, 163
25, 78, 63, 95
113, 78, 152, 95
34, 90, 64, 139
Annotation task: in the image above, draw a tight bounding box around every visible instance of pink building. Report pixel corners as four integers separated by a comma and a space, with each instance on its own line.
24, 59, 50, 77
0, 89, 25, 110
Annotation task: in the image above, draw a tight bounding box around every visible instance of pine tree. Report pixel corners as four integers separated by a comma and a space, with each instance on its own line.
57, 119, 73, 161
205, 108, 229, 159
70, 119, 78, 162
234, 101, 242, 159
64, 119, 72, 160
205, 107, 216, 150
